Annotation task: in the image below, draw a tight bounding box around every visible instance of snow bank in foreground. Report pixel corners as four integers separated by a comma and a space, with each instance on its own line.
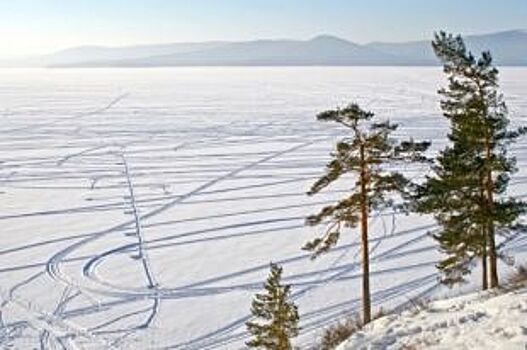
337, 286, 527, 350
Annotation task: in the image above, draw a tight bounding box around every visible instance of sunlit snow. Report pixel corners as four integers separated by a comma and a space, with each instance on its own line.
0, 67, 525, 349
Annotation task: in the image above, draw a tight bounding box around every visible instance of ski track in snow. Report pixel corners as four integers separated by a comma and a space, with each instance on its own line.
0, 67, 526, 349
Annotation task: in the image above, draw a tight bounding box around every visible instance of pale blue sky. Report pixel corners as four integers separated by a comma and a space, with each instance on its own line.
1, 0, 526, 56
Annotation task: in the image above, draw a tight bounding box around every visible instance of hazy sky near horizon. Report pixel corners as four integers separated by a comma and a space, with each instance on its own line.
1, 0, 526, 56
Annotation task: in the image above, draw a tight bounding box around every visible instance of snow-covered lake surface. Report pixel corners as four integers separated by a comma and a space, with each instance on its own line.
0, 67, 526, 349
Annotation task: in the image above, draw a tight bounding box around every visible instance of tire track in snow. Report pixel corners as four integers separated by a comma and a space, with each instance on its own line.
43, 141, 316, 335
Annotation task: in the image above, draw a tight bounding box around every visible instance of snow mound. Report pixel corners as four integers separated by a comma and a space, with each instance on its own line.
337, 286, 527, 350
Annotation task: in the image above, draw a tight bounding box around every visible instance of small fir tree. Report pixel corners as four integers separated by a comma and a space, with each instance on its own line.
305, 103, 429, 324
416, 32, 526, 288
246, 263, 299, 350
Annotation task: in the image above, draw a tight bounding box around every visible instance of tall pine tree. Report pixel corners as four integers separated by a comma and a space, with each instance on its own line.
305, 103, 429, 324
246, 263, 299, 350
416, 32, 526, 288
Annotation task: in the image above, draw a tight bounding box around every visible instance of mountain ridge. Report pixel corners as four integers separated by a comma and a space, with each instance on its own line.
7, 29, 527, 67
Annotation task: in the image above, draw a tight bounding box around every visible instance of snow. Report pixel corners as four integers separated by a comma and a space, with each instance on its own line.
0, 67, 525, 349
337, 286, 527, 350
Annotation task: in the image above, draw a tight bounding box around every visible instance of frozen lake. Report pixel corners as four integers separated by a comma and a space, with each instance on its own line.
0, 67, 526, 349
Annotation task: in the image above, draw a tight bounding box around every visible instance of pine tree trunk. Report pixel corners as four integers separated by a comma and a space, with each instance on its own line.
477, 83, 499, 289
479, 186, 489, 291
481, 246, 488, 290
484, 138, 499, 288
359, 144, 372, 325
487, 222, 498, 288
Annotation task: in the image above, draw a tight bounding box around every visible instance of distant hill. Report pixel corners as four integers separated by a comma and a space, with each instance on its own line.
116, 35, 398, 67
365, 30, 527, 66
40, 41, 226, 66
11, 30, 527, 67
